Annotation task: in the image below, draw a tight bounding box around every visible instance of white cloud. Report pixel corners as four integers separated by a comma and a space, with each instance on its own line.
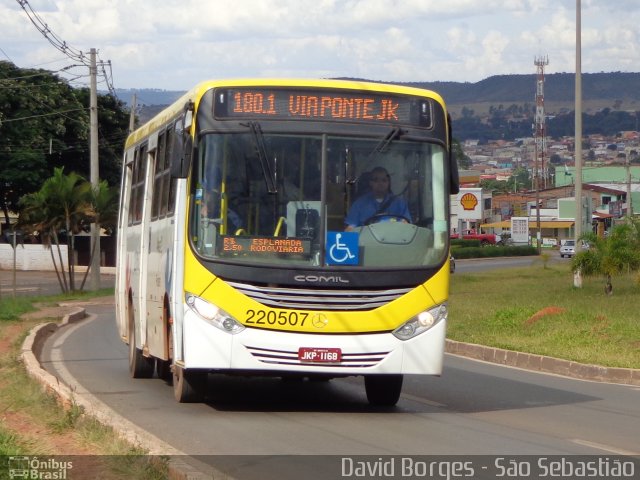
1, 0, 639, 89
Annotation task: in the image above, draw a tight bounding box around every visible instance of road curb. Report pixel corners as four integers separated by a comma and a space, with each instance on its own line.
21, 308, 220, 480
446, 339, 640, 386
20, 307, 87, 409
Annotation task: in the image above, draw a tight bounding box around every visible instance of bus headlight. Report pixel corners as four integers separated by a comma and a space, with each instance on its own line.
392, 304, 447, 341
186, 292, 245, 334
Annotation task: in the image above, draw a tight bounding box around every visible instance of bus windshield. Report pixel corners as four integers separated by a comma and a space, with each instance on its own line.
190, 131, 448, 269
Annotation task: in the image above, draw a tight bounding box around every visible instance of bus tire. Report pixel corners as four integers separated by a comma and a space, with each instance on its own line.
156, 303, 173, 381
156, 359, 172, 382
128, 302, 155, 379
364, 374, 403, 407
173, 366, 206, 403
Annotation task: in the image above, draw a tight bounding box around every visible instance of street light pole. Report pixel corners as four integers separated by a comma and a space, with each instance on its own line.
574, 0, 583, 287
535, 138, 541, 254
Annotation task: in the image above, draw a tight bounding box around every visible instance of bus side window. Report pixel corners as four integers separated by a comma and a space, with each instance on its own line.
129, 145, 147, 225
127, 150, 138, 226
166, 125, 178, 215
135, 144, 147, 224
151, 131, 166, 220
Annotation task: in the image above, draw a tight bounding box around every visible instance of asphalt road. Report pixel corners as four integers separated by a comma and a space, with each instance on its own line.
453, 253, 570, 274
39, 302, 640, 478
0, 269, 115, 297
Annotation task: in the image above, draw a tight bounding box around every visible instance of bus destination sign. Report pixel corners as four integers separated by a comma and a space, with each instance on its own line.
214, 88, 432, 127
218, 235, 311, 257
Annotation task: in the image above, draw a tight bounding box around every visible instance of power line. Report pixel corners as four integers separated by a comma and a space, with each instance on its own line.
15, 0, 116, 286
15, 0, 86, 64
0, 65, 85, 87
14, 0, 116, 95
0, 107, 86, 124
0, 45, 13, 63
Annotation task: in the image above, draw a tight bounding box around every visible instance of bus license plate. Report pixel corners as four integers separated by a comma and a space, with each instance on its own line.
298, 347, 342, 363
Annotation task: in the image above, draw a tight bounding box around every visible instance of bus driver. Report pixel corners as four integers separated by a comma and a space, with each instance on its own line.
345, 166, 411, 231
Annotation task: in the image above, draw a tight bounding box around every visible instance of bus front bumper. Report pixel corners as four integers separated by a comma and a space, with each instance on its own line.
182, 312, 446, 376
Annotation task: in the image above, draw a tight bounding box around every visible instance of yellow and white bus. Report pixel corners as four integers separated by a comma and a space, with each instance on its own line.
115, 78, 459, 406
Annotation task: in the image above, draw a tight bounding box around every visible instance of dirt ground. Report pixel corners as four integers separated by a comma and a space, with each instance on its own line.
0, 297, 164, 480
0, 300, 131, 478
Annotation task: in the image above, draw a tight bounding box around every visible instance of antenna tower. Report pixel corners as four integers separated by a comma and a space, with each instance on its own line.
533, 55, 549, 254
534, 55, 549, 189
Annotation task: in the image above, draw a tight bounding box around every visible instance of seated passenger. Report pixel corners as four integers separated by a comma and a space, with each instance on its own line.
345, 166, 411, 230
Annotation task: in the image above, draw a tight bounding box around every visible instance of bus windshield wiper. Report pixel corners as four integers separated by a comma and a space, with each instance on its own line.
372, 126, 403, 154
247, 121, 277, 194
364, 127, 404, 168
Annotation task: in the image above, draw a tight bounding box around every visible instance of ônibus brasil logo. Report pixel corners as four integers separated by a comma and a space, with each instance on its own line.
7, 456, 72, 479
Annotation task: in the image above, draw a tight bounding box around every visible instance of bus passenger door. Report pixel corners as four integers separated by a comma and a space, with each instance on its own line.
115, 149, 134, 341
145, 129, 173, 360
145, 216, 165, 358
137, 146, 156, 354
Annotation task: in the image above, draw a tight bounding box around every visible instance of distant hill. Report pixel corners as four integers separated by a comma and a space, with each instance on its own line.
114, 72, 640, 124
114, 88, 185, 107
405, 72, 640, 104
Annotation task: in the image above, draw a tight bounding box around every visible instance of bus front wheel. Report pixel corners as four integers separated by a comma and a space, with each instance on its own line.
173, 366, 206, 403
364, 374, 403, 407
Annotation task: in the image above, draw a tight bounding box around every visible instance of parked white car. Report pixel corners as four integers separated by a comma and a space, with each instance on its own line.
560, 239, 589, 258
559, 240, 575, 258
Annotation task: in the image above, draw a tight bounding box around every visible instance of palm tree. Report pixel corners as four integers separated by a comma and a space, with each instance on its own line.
18, 168, 93, 293
572, 217, 640, 294
79, 180, 119, 291
18, 189, 69, 292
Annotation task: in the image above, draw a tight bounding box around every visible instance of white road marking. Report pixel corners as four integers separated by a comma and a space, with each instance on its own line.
401, 392, 447, 408
571, 439, 639, 456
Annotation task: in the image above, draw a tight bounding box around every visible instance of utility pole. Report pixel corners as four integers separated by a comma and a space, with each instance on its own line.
16, 2, 112, 290
129, 94, 137, 133
626, 155, 633, 218
89, 48, 101, 290
574, 0, 583, 288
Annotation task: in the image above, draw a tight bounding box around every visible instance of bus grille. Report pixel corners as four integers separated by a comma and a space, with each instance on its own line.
245, 346, 389, 368
227, 281, 412, 311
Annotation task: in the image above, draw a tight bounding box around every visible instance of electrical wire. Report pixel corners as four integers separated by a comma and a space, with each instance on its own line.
15, 0, 86, 64
14, 0, 117, 95
0, 108, 87, 124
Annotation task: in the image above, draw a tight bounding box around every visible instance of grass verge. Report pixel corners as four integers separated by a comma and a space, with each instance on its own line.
0, 289, 169, 479
448, 263, 640, 369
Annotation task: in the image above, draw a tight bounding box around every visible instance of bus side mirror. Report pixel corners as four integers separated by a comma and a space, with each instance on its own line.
447, 113, 460, 194
170, 105, 195, 178
449, 149, 460, 195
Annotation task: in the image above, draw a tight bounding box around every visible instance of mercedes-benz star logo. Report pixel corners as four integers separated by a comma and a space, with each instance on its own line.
311, 313, 329, 329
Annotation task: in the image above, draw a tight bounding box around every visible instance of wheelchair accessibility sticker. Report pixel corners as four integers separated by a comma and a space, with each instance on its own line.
326, 231, 359, 265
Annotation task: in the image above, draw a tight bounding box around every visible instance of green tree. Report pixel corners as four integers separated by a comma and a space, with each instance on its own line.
71, 87, 130, 187
0, 62, 81, 228
479, 179, 511, 194
17, 168, 94, 293
0, 61, 129, 227
452, 138, 472, 169
572, 218, 640, 294
79, 180, 119, 290
510, 166, 531, 192
461, 106, 474, 118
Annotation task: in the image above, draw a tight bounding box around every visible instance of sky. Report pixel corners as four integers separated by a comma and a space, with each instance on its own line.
1, 0, 639, 93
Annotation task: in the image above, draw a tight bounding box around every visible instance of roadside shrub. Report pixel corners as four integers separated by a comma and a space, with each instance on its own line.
451, 239, 481, 248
